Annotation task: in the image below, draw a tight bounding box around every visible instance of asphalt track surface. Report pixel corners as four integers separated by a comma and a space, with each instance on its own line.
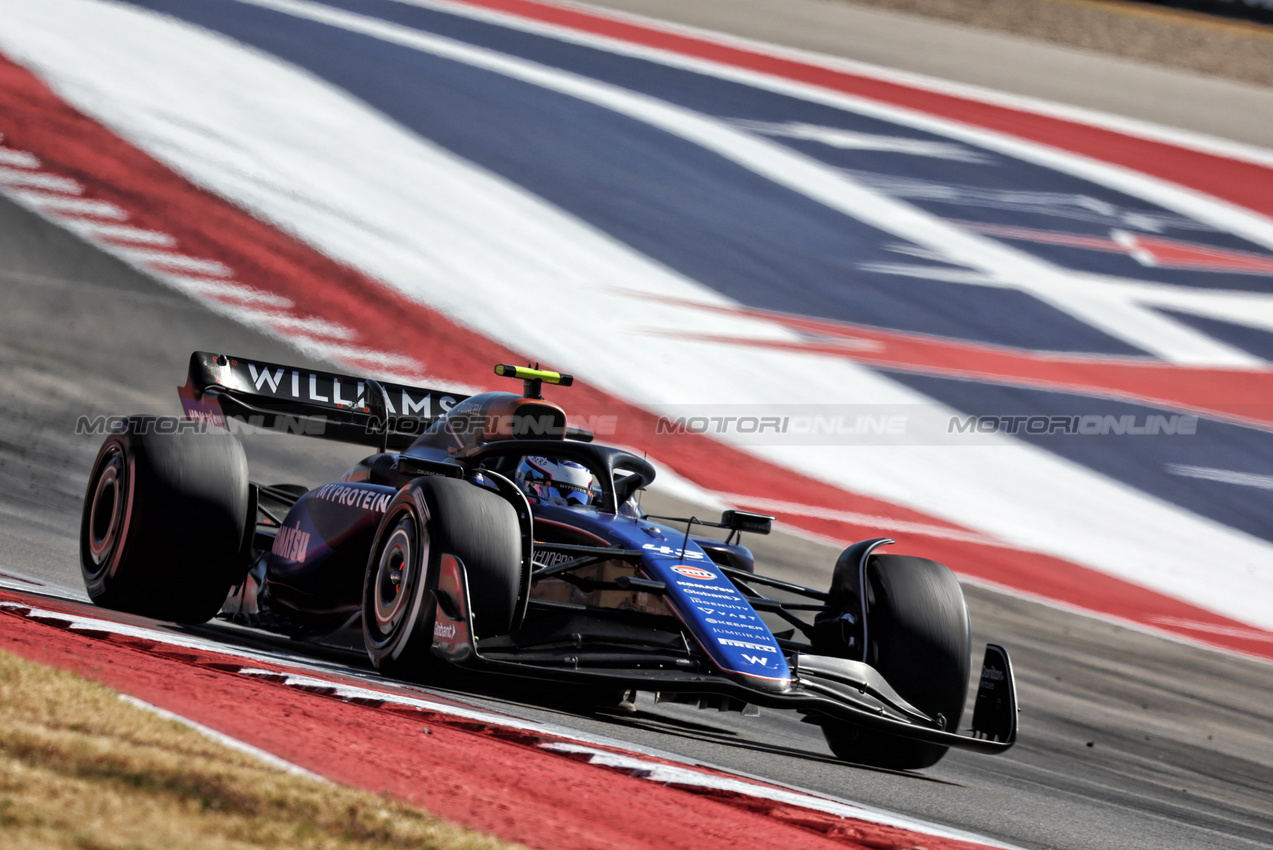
3, 189, 1273, 850
2, 3, 1272, 850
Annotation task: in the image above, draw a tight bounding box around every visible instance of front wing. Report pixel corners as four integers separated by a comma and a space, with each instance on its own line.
430, 554, 1017, 756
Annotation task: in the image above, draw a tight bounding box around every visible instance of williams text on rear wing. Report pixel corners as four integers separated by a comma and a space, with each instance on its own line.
178, 351, 467, 450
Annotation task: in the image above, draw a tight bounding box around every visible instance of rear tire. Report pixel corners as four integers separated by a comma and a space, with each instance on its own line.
821, 554, 971, 770
79, 417, 249, 624
362, 476, 521, 680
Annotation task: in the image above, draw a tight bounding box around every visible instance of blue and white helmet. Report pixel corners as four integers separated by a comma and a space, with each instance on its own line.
515, 456, 598, 507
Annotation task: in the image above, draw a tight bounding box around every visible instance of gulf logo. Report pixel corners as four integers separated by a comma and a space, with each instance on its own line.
672, 565, 716, 580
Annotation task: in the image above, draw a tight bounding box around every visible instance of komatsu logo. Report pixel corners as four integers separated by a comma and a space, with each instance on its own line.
271, 524, 310, 563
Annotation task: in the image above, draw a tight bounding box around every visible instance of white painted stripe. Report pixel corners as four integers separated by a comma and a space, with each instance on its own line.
863, 263, 1273, 340
726, 119, 989, 163
860, 263, 1014, 286
540, 743, 1023, 850
1148, 617, 1273, 643
261, 313, 357, 340
287, 342, 424, 373
13, 191, 128, 219
233, 667, 603, 741
1166, 464, 1273, 490
0, 602, 300, 665
116, 247, 233, 277
5, 0, 1273, 631
0, 148, 40, 168
0, 167, 81, 193
119, 694, 327, 781
162, 275, 295, 308
65, 219, 177, 246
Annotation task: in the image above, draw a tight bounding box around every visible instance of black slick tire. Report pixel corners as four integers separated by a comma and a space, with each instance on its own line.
79, 417, 249, 624
362, 476, 521, 681
821, 554, 971, 770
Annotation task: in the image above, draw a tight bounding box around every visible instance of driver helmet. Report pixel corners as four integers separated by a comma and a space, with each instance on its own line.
515, 456, 598, 507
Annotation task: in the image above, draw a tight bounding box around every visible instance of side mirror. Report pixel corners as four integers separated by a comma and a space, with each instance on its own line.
721, 509, 773, 535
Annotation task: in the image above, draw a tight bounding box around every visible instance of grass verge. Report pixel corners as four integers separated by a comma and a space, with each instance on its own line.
0, 650, 522, 850
836, 0, 1273, 87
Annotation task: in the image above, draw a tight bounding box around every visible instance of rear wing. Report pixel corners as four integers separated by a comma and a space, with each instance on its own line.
178, 351, 468, 450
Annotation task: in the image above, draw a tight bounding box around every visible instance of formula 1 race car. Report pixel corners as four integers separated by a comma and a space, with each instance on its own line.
80, 351, 1017, 770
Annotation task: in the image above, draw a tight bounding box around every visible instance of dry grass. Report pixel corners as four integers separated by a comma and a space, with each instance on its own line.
833, 0, 1273, 87
0, 650, 521, 850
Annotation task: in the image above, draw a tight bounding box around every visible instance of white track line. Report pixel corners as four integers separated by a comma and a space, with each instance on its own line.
119, 694, 327, 781
262, 314, 357, 340
0, 148, 39, 168
0, 167, 81, 193
1165, 464, 1273, 490
163, 276, 295, 308
10, 191, 128, 219
116, 247, 234, 277
542, 741, 1023, 848
64, 219, 178, 246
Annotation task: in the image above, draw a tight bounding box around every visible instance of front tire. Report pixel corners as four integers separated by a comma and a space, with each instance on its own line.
79, 417, 249, 624
362, 476, 521, 680
820, 554, 971, 770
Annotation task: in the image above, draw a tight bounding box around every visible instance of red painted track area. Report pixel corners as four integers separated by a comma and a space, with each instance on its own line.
0, 590, 1001, 850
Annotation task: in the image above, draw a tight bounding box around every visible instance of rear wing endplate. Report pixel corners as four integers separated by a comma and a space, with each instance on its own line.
178, 351, 468, 450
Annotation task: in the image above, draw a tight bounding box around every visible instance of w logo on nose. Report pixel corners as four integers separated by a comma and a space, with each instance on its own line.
742, 654, 769, 666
